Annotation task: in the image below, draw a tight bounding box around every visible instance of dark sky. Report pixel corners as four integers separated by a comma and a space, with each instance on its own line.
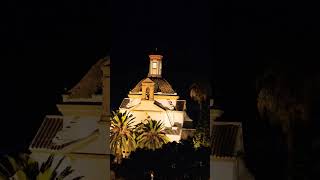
1, 0, 110, 152
111, 0, 212, 109
1, 0, 319, 152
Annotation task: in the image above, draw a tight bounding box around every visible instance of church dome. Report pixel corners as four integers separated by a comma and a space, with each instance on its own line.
130, 77, 176, 94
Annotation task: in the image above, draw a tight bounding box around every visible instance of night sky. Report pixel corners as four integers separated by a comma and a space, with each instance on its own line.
1, 0, 319, 155
111, 0, 212, 109
1, 0, 110, 152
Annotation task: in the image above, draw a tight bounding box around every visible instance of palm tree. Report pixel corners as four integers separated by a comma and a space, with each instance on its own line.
110, 110, 136, 163
0, 153, 83, 180
190, 83, 207, 111
189, 82, 210, 148
136, 119, 169, 150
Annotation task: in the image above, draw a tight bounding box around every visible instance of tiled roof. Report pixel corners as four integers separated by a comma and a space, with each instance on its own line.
67, 56, 110, 99
30, 116, 67, 151
211, 123, 241, 158
119, 98, 130, 109
30, 116, 100, 152
131, 77, 175, 94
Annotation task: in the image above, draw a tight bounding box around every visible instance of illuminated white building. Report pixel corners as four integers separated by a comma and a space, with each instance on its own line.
210, 117, 254, 180
29, 57, 111, 180
119, 54, 193, 142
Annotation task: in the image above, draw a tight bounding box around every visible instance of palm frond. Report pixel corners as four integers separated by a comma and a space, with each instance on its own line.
72, 176, 84, 180
40, 154, 54, 173
50, 155, 66, 180
56, 166, 73, 180
0, 161, 12, 178
136, 119, 169, 150
14, 170, 28, 180
0, 172, 9, 180
5, 156, 19, 173
37, 168, 53, 180
110, 110, 137, 161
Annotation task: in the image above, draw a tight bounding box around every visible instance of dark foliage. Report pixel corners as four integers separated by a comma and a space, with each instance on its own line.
249, 63, 317, 180
111, 140, 210, 180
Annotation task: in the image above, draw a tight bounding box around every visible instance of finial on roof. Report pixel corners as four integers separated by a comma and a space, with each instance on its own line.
150, 47, 161, 55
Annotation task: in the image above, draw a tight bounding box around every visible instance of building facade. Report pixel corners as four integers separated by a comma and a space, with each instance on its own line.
119, 54, 193, 142
29, 57, 111, 180
210, 121, 254, 180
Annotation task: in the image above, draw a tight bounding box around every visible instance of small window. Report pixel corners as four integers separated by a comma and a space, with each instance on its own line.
152, 62, 157, 69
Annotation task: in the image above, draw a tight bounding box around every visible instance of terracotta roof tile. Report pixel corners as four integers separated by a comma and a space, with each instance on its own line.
211, 124, 240, 157
119, 98, 130, 109
30, 116, 66, 151
30, 116, 100, 152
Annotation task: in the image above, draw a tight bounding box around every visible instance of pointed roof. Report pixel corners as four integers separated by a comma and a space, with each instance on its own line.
66, 56, 110, 99
142, 77, 155, 84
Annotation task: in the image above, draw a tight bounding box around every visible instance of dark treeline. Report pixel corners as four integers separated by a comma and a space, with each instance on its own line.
214, 61, 319, 180
111, 140, 210, 180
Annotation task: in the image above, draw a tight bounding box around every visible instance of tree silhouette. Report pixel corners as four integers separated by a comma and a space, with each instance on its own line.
256, 63, 313, 180
189, 82, 210, 148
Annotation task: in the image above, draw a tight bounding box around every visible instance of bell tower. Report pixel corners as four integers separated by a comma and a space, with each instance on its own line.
141, 78, 155, 100
148, 54, 163, 78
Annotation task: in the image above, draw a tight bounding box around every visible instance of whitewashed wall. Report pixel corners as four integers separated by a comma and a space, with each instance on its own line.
70, 156, 110, 180
119, 108, 184, 142
119, 109, 184, 127
210, 156, 237, 180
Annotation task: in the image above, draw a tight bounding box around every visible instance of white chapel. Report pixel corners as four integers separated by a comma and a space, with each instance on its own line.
119, 54, 193, 142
